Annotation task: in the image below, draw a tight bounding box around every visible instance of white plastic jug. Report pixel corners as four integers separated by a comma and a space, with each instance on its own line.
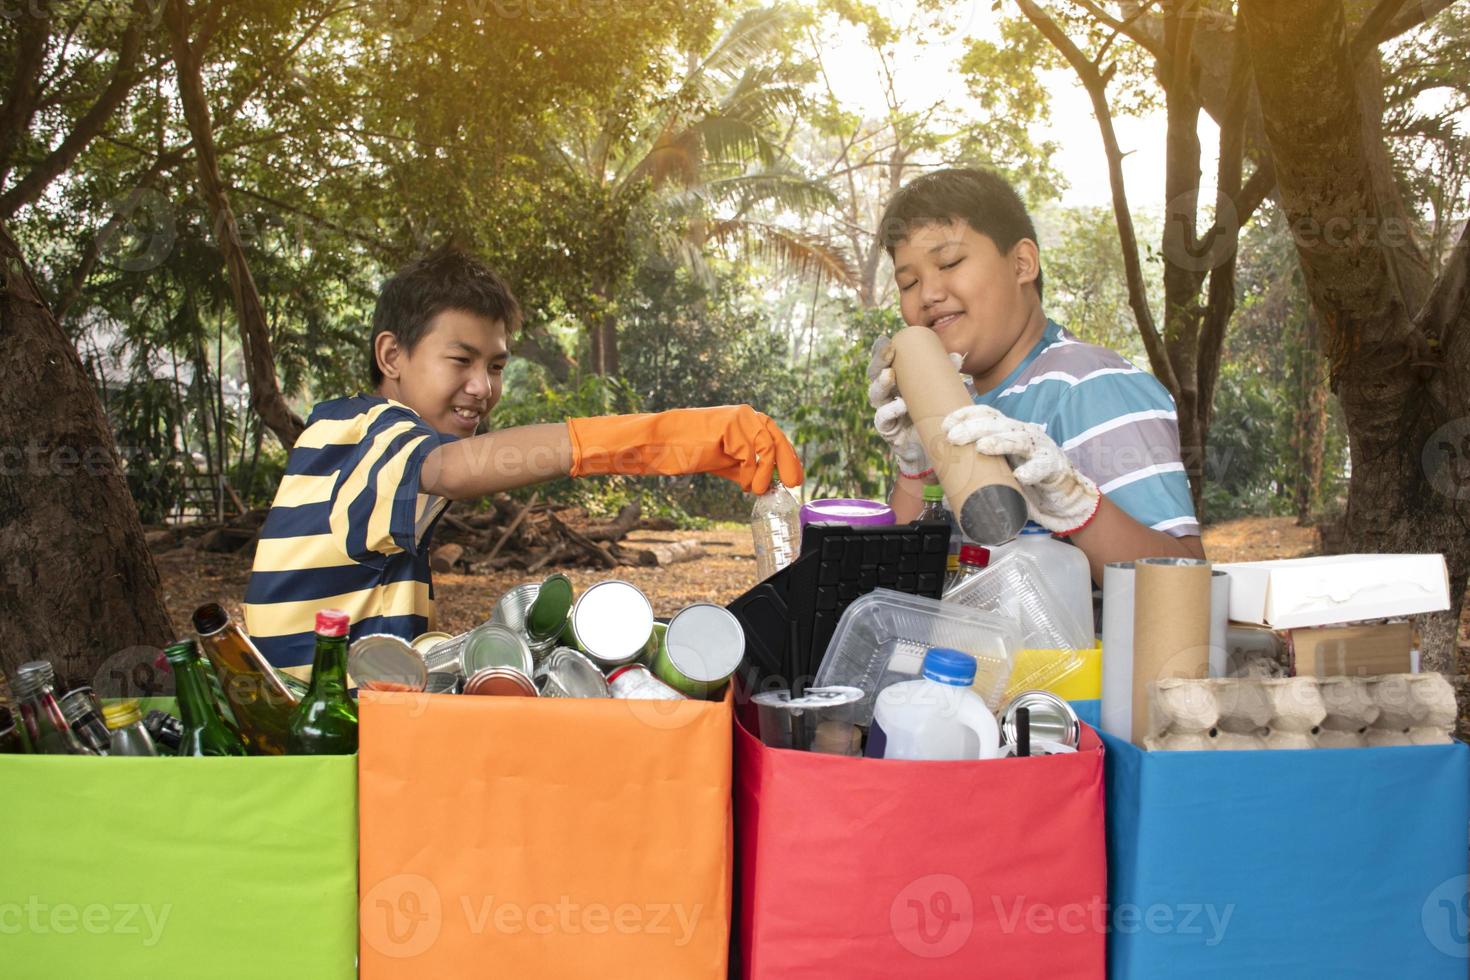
994, 522, 1094, 638
867, 648, 1001, 761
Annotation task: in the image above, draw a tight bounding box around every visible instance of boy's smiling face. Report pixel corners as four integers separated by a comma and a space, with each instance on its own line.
892, 220, 1041, 386
374, 308, 509, 437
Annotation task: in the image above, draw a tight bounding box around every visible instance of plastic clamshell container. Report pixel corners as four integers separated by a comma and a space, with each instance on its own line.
943, 550, 1090, 696
813, 588, 1019, 724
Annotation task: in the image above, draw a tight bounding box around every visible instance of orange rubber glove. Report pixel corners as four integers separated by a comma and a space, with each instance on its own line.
567, 406, 804, 495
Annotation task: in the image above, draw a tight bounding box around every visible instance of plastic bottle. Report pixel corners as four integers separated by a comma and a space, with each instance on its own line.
915, 484, 962, 576
943, 543, 991, 595
866, 648, 1002, 761
995, 522, 1095, 639
751, 481, 802, 581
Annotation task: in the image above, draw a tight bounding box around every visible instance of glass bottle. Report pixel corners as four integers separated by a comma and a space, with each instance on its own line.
59, 688, 113, 755
287, 610, 358, 755
944, 544, 992, 596
11, 661, 95, 755
0, 707, 27, 754
163, 639, 247, 757
751, 481, 802, 581
192, 603, 299, 755
143, 710, 183, 755
103, 700, 159, 757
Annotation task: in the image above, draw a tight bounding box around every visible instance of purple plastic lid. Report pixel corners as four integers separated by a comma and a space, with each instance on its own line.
798, 498, 895, 528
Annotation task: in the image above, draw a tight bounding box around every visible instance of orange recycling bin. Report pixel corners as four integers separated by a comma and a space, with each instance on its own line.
356, 688, 733, 979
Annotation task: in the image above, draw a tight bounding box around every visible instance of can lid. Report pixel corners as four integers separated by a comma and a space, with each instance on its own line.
316, 609, 351, 637
462, 624, 533, 676
526, 574, 574, 641
958, 544, 990, 567
572, 581, 654, 665
665, 603, 745, 683
463, 666, 537, 697
534, 648, 610, 698
348, 634, 426, 692
1001, 689, 1080, 749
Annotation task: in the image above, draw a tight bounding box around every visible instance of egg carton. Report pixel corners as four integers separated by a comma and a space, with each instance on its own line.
1143, 673, 1456, 751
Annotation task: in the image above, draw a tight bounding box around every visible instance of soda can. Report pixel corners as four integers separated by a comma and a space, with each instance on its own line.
411, 631, 454, 657
533, 648, 611, 698
463, 666, 537, 697
652, 603, 745, 699
460, 624, 534, 678
348, 634, 428, 692
571, 580, 655, 669
607, 663, 686, 701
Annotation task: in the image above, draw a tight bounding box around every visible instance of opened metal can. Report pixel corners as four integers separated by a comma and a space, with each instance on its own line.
572, 580, 655, 669
460, 623, 534, 678
492, 575, 574, 663
533, 647, 611, 698
607, 663, 685, 701
463, 666, 537, 697
348, 634, 428, 692
1001, 689, 1081, 750
652, 603, 745, 698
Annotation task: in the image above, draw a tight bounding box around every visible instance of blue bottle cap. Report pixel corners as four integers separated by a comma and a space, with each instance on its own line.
1020, 521, 1050, 535
922, 647, 977, 686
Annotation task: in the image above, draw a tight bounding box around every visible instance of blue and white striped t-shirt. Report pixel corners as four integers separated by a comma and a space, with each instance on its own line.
972, 320, 1200, 538
244, 395, 456, 671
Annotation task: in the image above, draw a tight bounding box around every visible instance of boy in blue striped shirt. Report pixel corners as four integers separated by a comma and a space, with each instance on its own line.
245, 246, 802, 674
867, 168, 1205, 581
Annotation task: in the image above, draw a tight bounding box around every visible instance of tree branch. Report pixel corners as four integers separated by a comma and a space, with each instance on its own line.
1379, 0, 1456, 41
0, 11, 145, 220
1352, 0, 1409, 61
1017, 0, 1178, 394
0, 1, 53, 184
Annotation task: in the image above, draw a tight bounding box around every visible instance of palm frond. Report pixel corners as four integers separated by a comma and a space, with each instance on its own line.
704, 219, 861, 288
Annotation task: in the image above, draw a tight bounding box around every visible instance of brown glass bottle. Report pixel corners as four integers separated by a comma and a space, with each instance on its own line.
192, 603, 299, 755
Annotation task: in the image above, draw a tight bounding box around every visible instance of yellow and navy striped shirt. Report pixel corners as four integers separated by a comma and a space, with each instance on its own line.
244, 396, 455, 670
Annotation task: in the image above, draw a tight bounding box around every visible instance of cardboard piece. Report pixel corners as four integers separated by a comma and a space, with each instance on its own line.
1217, 554, 1450, 629
1290, 621, 1414, 677
1130, 559, 1213, 744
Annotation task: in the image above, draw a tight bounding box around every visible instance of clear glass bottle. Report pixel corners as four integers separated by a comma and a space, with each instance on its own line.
11, 661, 95, 755
103, 700, 159, 757
751, 481, 802, 581
943, 543, 992, 596
59, 688, 113, 755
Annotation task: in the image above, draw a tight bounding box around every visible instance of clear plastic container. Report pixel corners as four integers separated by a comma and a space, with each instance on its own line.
991, 522, 1095, 638
751, 482, 801, 580
813, 588, 1020, 724
942, 550, 1090, 697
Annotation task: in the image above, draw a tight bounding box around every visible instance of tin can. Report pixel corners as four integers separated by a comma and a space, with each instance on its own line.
424, 672, 461, 695
463, 666, 537, 697
1001, 689, 1081, 750
652, 603, 745, 698
533, 648, 611, 698
607, 663, 685, 701
571, 580, 655, 669
460, 623, 534, 677
348, 634, 428, 692
411, 631, 454, 657
492, 575, 574, 663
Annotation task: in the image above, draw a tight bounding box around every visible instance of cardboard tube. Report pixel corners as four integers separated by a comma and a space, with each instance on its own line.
1131, 558, 1212, 745
890, 326, 1028, 544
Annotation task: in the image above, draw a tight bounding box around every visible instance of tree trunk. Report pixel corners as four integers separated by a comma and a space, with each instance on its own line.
1241, 0, 1470, 695
1293, 306, 1329, 524
0, 219, 174, 689
589, 312, 620, 377
164, 0, 305, 449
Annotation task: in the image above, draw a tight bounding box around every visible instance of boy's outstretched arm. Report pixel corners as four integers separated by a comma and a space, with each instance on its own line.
420, 406, 803, 500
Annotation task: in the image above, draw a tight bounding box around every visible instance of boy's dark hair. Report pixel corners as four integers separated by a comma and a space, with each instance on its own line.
878, 167, 1044, 301
369, 244, 522, 385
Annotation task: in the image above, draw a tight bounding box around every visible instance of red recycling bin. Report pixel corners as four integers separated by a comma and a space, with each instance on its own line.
734, 708, 1106, 978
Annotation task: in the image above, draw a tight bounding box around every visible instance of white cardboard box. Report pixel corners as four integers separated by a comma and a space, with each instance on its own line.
1216, 554, 1450, 629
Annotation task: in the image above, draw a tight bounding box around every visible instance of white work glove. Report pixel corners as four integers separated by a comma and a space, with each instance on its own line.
867, 336, 964, 479
942, 405, 1102, 536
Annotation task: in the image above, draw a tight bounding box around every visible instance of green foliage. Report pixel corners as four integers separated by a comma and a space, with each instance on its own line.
1039, 204, 1152, 362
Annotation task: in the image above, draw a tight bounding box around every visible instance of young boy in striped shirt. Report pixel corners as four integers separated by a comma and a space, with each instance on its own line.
244, 246, 802, 675
867, 168, 1205, 582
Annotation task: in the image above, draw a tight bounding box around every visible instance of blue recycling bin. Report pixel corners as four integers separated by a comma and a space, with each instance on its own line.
1074, 696, 1469, 979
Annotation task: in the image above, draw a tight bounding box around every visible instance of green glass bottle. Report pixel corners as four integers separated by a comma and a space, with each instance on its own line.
287, 610, 358, 755
163, 640, 247, 757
